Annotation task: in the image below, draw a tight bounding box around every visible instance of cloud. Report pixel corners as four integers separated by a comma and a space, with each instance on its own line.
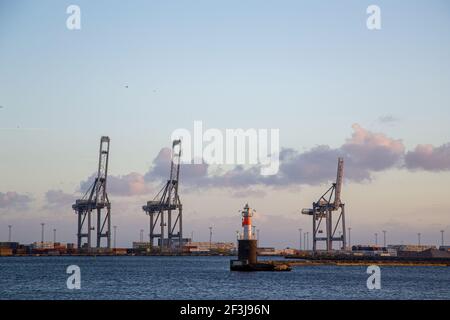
0, 192, 33, 210
405, 143, 450, 171
108, 173, 153, 196
80, 172, 153, 197
44, 190, 76, 209
143, 124, 405, 188
253, 123, 404, 185
76, 124, 449, 196
144, 148, 172, 180
341, 123, 405, 177
144, 148, 209, 184
378, 115, 399, 124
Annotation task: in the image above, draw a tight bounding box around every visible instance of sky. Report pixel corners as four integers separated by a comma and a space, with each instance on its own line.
1, 0, 450, 248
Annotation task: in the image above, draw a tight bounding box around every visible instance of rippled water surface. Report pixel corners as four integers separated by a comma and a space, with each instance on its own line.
1, 256, 449, 299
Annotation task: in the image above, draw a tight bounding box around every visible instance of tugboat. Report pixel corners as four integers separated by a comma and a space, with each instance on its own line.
230, 204, 291, 272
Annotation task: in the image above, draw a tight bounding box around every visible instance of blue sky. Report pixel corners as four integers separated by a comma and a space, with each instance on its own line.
1, 0, 450, 248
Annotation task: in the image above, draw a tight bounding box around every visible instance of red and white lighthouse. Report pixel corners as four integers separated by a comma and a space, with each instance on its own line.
231, 203, 291, 271
241, 203, 254, 240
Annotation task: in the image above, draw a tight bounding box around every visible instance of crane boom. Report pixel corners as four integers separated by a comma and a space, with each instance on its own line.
334, 157, 344, 208
168, 139, 181, 205
95, 136, 110, 205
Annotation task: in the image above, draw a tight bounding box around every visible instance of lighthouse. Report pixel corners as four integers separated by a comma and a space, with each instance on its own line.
237, 204, 258, 265
230, 203, 291, 271
241, 203, 253, 240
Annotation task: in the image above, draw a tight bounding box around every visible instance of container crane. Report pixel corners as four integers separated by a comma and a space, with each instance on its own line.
72, 136, 111, 251
301, 157, 346, 253
143, 140, 183, 252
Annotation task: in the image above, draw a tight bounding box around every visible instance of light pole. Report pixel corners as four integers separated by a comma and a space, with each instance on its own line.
306, 232, 309, 251
418, 233, 421, 246
209, 226, 213, 249
113, 225, 117, 249
8, 225, 12, 242
53, 228, 57, 244
140, 229, 144, 242
441, 230, 445, 247
41, 223, 45, 244
348, 227, 351, 250
298, 228, 302, 251
375, 233, 378, 246
382, 230, 387, 248
303, 232, 306, 251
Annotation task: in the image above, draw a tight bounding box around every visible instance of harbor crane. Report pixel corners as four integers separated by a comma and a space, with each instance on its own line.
72, 136, 111, 251
143, 139, 183, 252
302, 157, 346, 253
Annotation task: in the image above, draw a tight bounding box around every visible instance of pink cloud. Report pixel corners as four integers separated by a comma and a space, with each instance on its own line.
405, 143, 450, 171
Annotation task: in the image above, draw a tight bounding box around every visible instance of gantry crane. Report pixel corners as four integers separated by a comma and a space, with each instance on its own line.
143, 139, 183, 252
72, 136, 111, 251
302, 157, 346, 253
